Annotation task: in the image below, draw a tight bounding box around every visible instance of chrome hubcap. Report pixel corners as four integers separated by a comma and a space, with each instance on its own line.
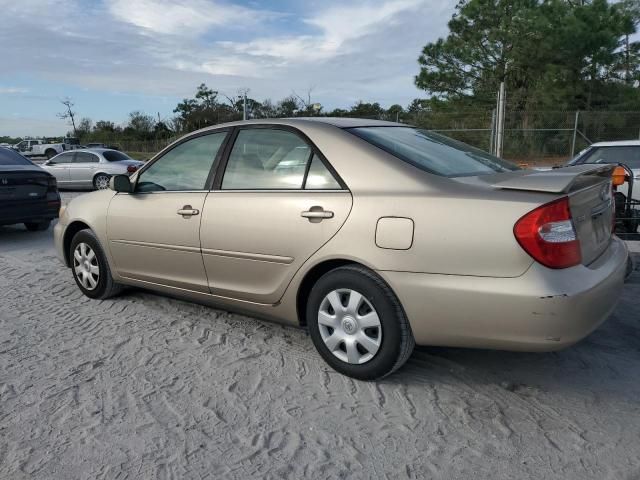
96, 176, 109, 189
318, 289, 382, 364
73, 243, 99, 290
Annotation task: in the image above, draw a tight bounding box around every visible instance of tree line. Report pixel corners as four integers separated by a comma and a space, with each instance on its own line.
8, 0, 640, 148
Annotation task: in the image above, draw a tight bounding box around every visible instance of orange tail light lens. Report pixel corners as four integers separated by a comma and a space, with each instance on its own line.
612, 166, 627, 187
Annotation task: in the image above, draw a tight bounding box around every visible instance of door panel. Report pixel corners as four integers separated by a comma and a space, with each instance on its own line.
45, 152, 74, 183
105, 130, 229, 292
69, 152, 99, 186
200, 191, 352, 303
107, 192, 210, 292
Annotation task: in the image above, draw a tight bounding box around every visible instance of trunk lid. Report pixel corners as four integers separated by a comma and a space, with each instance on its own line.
0, 169, 51, 202
460, 164, 615, 266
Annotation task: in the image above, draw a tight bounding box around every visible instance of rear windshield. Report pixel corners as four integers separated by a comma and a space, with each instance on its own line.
348, 127, 518, 177
103, 150, 131, 162
574, 146, 640, 169
0, 148, 32, 166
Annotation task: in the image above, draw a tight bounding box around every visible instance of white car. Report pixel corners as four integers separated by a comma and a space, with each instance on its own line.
13, 139, 64, 159
41, 148, 144, 190
568, 140, 640, 200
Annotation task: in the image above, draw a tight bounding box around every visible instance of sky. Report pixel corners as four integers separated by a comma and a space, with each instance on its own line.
0, 0, 456, 137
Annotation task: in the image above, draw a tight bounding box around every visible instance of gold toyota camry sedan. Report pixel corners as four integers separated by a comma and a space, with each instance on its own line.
54, 118, 629, 379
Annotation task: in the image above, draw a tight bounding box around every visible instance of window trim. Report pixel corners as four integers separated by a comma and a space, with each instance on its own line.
212, 124, 348, 192
131, 128, 232, 194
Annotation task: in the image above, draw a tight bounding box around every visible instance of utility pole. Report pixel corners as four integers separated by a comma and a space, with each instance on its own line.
243, 91, 247, 121
489, 108, 496, 155
495, 82, 506, 158
571, 111, 580, 158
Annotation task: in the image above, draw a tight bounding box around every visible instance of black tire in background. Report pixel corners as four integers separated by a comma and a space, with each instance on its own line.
70, 229, 123, 299
24, 220, 50, 231
307, 264, 415, 380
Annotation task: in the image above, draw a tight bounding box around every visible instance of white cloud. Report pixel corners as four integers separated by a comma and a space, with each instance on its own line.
225, 0, 426, 62
106, 0, 270, 35
0, 87, 29, 94
0, 0, 457, 135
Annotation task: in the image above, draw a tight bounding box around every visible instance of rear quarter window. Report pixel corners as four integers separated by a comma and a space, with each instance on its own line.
103, 150, 131, 162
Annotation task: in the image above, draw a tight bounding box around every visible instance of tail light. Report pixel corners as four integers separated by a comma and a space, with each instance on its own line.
127, 165, 138, 174
514, 196, 581, 269
612, 166, 627, 187
47, 176, 57, 192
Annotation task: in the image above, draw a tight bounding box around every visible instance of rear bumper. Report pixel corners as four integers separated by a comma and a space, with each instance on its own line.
380, 236, 629, 351
0, 194, 60, 226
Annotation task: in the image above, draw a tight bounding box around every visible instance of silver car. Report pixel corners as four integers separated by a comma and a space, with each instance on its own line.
41, 149, 144, 190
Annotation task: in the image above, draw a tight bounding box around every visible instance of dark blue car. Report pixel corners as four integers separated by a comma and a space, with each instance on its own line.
0, 147, 61, 231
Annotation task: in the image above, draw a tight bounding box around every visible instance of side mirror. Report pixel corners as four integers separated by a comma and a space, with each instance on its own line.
110, 174, 132, 193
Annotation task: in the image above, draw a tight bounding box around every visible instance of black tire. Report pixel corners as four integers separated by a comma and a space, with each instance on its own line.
307, 265, 414, 380
70, 229, 123, 299
93, 173, 110, 190
24, 220, 50, 231
45, 149, 57, 159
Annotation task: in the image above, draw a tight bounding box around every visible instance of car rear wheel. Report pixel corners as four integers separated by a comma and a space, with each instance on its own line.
24, 220, 50, 231
70, 229, 123, 299
45, 149, 57, 159
307, 265, 414, 380
93, 173, 110, 190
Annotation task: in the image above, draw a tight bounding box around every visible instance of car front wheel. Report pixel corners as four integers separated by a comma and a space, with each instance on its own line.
70, 229, 122, 299
307, 265, 414, 380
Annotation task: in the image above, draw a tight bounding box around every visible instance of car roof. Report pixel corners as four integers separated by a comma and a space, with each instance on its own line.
81, 148, 123, 153
195, 117, 404, 131
588, 140, 640, 147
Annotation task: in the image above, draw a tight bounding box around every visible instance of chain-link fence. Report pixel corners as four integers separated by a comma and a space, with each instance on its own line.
403, 110, 640, 166
98, 110, 640, 165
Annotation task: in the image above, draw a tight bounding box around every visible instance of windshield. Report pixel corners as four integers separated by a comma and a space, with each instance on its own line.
348, 127, 518, 177
574, 146, 640, 169
0, 148, 32, 166
103, 150, 131, 162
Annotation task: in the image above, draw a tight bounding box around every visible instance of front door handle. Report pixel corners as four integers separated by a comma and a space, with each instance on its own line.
301, 206, 334, 223
177, 205, 200, 218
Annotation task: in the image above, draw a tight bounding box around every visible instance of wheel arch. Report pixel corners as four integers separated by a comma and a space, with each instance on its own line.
62, 220, 92, 267
296, 259, 376, 327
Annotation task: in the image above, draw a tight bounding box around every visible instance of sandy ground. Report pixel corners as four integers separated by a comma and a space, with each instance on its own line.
1, 191, 639, 479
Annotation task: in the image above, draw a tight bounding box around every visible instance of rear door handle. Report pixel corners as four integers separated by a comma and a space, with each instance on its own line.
301, 207, 334, 222
177, 205, 200, 218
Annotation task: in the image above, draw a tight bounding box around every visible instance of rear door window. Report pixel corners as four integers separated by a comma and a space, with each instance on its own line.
222, 129, 312, 190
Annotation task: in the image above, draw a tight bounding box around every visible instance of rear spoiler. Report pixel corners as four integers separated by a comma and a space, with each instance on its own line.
492, 164, 615, 194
